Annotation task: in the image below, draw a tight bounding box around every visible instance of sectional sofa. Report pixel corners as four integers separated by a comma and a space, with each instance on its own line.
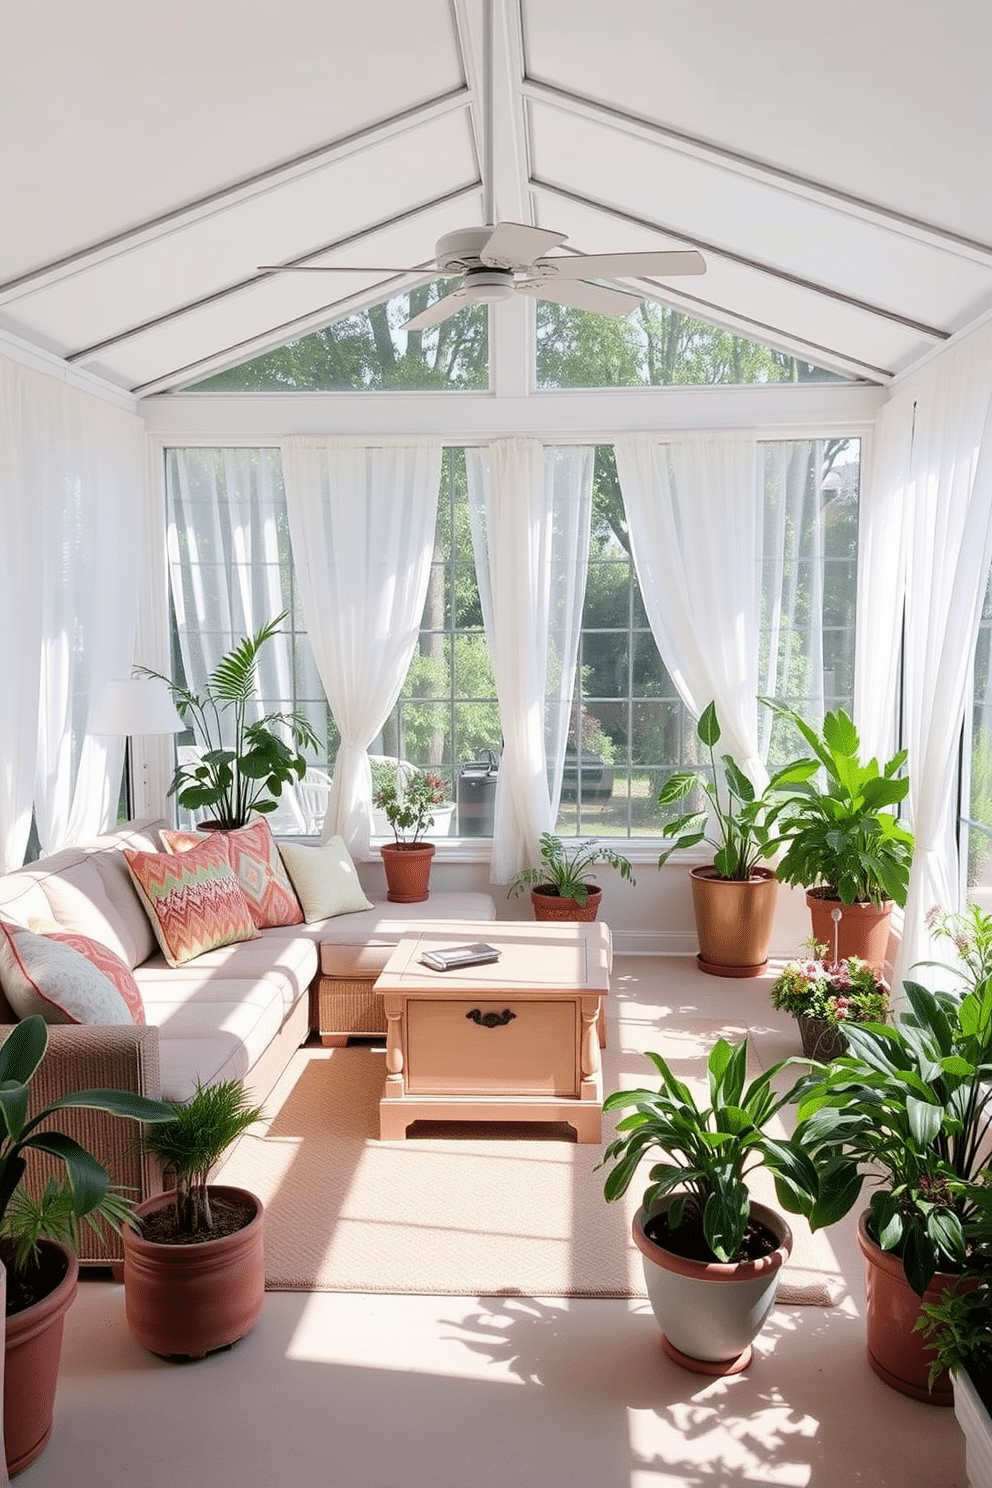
0, 816, 494, 1267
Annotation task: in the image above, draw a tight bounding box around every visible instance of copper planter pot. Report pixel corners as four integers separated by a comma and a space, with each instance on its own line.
380, 842, 436, 903
858, 1210, 961, 1405
4, 1239, 77, 1478
690, 866, 778, 978
123, 1186, 265, 1360
807, 893, 893, 973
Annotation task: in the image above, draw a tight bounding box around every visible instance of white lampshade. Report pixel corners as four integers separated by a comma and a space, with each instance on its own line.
90, 677, 184, 737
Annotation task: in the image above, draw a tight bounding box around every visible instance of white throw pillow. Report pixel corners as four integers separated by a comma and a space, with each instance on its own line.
278, 838, 373, 922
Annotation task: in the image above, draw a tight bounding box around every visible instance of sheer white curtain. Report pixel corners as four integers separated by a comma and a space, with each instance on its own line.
895, 328, 992, 984
281, 436, 442, 857
757, 441, 828, 752
615, 432, 765, 781
854, 399, 915, 765
465, 440, 593, 884
166, 448, 310, 830
0, 358, 144, 859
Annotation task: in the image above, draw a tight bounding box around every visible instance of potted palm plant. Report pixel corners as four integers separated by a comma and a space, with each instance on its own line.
761, 702, 913, 969
123, 1079, 266, 1360
656, 701, 815, 976
508, 832, 635, 922
599, 1036, 818, 1374
142, 612, 320, 829
373, 764, 449, 903
788, 905, 992, 1404
0, 1016, 173, 1477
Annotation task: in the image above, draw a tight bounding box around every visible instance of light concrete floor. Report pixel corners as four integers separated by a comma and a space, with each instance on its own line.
16, 956, 970, 1488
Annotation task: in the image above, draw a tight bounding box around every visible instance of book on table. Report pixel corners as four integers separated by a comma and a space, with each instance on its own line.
419, 942, 501, 972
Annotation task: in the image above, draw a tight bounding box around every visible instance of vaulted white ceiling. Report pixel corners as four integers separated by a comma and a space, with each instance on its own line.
3, 0, 991, 398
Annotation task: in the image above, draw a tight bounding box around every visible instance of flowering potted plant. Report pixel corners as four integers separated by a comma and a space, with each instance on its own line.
770, 941, 889, 1061
373, 764, 449, 902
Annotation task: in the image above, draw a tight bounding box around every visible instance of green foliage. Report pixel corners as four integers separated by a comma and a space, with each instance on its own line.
138, 1080, 265, 1237
656, 701, 816, 879
763, 701, 913, 905
144, 612, 320, 829
507, 833, 635, 906
918, 1180, 992, 1388
790, 915, 992, 1292
599, 1038, 819, 1263
0, 1016, 174, 1283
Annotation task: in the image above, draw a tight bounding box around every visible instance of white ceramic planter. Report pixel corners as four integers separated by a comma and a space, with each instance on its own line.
633, 1199, 792, 1375
955, 1368, 992, 1488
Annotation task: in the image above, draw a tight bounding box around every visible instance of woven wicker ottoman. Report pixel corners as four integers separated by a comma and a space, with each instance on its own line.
312, 894, 496, 1045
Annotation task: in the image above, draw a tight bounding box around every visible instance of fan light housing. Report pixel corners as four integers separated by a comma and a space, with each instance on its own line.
461, 267, 515, 303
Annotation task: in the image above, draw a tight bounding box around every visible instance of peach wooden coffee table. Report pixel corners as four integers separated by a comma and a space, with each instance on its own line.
375, 920, 611, 1142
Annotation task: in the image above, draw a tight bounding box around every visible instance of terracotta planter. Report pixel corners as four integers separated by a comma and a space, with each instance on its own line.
690, 866, 778, 978
857, 1209, 961, 1405
954, 1367, 992, 1488
797, 1014, 847, 1062
380, 842, 436, 903
633, 1197, 792, 1375
123, 1186, 265, 1360
530, 885, 601, 922
4, 1239, 78, 1479
807, 892, 893, 973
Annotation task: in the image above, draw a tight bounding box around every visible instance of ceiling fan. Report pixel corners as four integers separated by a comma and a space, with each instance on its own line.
258, 226, 705, 332
257, 2, 705, 329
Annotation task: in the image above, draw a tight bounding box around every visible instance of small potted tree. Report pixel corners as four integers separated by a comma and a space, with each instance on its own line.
508, 833, 635, 922
656, 701, 815, 976
123, 1079, 266, 1360
0, 1017, 173, 1476
761, 702, 913, 969
599, 1036, 818, 1374
373, 764, 449, 903
142, 612, 320, 829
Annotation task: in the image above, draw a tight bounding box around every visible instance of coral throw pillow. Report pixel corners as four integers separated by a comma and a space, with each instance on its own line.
123, 835, 258, 967
160, 819, 304, 929
28, 921, 146, 1024
0, 922, 135, 1025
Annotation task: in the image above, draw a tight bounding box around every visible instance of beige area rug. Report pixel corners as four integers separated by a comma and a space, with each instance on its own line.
216, 998, 843, 1304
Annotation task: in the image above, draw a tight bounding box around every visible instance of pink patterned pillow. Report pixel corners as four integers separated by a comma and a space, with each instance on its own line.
123, 835, 258, 967
28, 921, 145, 1024
160, 819, 304, 929
0, 922, 135, 1025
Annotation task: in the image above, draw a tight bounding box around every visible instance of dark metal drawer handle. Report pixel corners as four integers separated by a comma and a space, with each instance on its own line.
466, 1008, 516, 1029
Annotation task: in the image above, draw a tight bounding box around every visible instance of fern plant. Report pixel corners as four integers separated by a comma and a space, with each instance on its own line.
142, 612, 320, 829
508, 833, 635, 906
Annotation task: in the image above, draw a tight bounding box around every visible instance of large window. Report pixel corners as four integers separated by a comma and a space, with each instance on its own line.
165, 435, 860, 841
965, 570, 992, 897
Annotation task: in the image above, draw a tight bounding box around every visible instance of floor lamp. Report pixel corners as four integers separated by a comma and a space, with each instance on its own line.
91, 677, 184, 819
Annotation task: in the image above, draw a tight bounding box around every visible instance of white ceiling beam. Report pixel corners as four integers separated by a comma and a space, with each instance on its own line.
521, 78, 992, 268
0, 88, 471, 305
535, 180, 950, 346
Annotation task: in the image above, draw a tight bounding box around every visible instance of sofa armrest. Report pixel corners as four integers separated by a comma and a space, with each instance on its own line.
0, 1022, 167, 1269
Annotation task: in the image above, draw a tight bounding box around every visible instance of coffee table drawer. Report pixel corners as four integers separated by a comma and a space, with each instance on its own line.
405, 998, 579, 1096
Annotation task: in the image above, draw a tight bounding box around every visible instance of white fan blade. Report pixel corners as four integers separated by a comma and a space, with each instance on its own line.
402, 290, 469, 332
532, 250, 706, 281
480, 222, 568, 271
517, 276, 642, 318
